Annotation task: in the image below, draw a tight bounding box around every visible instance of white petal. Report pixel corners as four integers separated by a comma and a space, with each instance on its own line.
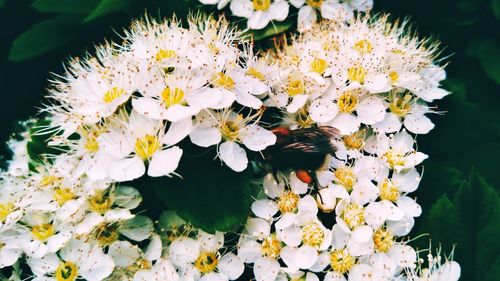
235, 91, 263, 109
251, 199, 279, 220
169, 237, 200, 267
372, 113, 402, 133
246, 218, 271, 238
219, 141, 248, 172
241, 126, 276, 151
404, 113, 435, 134
286, 94, 308, 113
328, 114, 360, 135
295, 245, 318, 269
190, 127, 221, 147
132, 97, 166, 120
297, 6, 317, 32
230, 0, 253, 18
310, 98, 338, 123
254, 257, 280, 281
148, 147, 183, 177
218, 253, 245, 280
198, 231, 224, 253
356, 96, 386, 125
268, 0, 289, 21
248, 11, 271, 30
364, 73, 391, 93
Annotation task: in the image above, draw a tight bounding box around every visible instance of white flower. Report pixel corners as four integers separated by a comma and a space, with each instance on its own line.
198, 0, 231, 10
230, 0, 289, 30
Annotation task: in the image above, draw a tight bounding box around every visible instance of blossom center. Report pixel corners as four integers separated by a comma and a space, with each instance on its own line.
389, 70, 399, 83
155, 49, 176, 61
337, 91, 359, 113
261, 235, 281, 258
253, 0, 271, 11
296, 107, 314, 128
341, 203, 365, 230
277, 191, 300, 213
373, 228, 394, 253
307, 0, 324, 9
41, 175, 60, 187
330, 248, 355, 273
353, 39, 373, 55
32, 223, 55, 242
379, 179, 400, 202
195, 252, 219, 274
213, 72, 235, 90
220, 115, 243, 141
88, 190, 113, 214
302, 223, 325, 247
347, 64, 366, 84
0, 202, 14, 222
135, 135, 160, 160
247, 67, 265, 81
334, 166, 357, 191
55, 261, 78, 281
389, 94, 412, 117
95, 223, 119, 246
311, 58, 328, 74
343, 130, 365, 150
103, 87, 126, 103
384, 149, 406, 169
286, 79, 305, 96
54, 188, 76, 206
161, 87, 185, 107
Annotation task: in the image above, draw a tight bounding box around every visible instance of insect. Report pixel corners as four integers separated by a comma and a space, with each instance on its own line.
263, 126, 340, 183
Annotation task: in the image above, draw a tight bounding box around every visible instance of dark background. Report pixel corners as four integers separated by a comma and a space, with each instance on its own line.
0, 0, 498, 280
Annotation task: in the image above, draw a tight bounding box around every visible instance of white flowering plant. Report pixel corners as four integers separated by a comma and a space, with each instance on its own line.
0, 0, 481, 280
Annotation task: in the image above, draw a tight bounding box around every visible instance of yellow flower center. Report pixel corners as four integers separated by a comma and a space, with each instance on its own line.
220, 115, 243, 141
103, 87, 126, 104
95, 223, 119, 246
343, 130, 366, 150
84, 135, 99, 153
341, 203, 365, 230
323, 41, 339, 52
347, 64, 366, 84
195, 252, 219, 274
253, 0, 271, 11
277, 191, 300, 213
155, 49, 177, 61
307, 0, 324, 9
353, 39, 373, 55
135, 135, 160, 160
389, 70, 399, 83
379, 179, 400, 202
0, 202, 14, 222
391, 49, 406, 55
311, 58, 328, 74
302, 223, 325, 247
32, 223, 55, 242
334, 166, 357, 192
389, 94, 413, 117
41, 175, 60, 187
247, 67, 265, 81
261, 235, 282, 258
54, 188, 76, 206
373, 228, 394, 253
55, 262, 78, 281
213, 72, 235, 90
286, 79, 305, 96
330, 248, 355, 273
384, 149, 406, 169
127, 259, 152, 274
337, 90, 359, 113
88, 190, 113, 214
296, 107, 314, 128
161, 87, 185, 107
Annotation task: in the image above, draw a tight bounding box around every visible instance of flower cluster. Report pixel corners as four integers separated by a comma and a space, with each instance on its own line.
0, 11, 459, 281
199, 0, 373, 31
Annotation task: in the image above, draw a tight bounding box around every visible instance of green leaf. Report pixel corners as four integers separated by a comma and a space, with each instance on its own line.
475, 40, 500, 84
417, 170, 500, 281
31, 0, 100, 14
154, 152, 253, 233
84, 0, 132, 23
493, 0, 500, 20
8, 15, 82, 61
0, 0, 6, 8
26, 119, 67, 172
158, 210, 187, 232
251, 20, 294, 41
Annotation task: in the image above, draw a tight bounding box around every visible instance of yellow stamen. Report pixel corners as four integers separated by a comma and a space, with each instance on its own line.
277, 191, 300, 213
311, 58, 328, 74
195, 252, 219, 273
379, 178, 400, 202
389, 70, 399, 83
330, 248, 355, 273
307, 0, 324, 9
253, 0, 271, 11
54, 188, 76, 206
103, 87, 126, 104
0, 202, 14, 222
389, 94, 413, 117
347, 64, 366, 84
135, 135, 160, 160
261, 235, 282, 258
55, 261, 78, 281
161, 87, 185, 107
373, 228, 394, 253
155, 49, 176, 61
302, 223, 325, 247
247, 67, 265, 81
353, 39, 373, 55
337, 90, 359, 113
213, 72, 235, 90
95, 223, 119, 246
32, 223, 55, 242
384, 149, 406, 169
341, 203, 364, 230
286, 79, 305, 96
343, 130, 366, 150
88, 190, 113, 214
334, 166, 357, 192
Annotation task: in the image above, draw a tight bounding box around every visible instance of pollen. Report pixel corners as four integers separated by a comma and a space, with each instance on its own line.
0, 202, 14, 222
135, 134, 160, 160
311, 58, 328, 74
341, 203, 365, 230
261, 235, 282, 258
302, 222, 325, 247
307, 0, 324, 9
373, 228, 394, 253
384, 149, 406, 169
353, 39, 373, 55
55, 261, 78, 281
103, 87, 126, 104
213, 72, 235, 90
31, 223, 55, 242
95, 223, 119, 246
379, 179, 400, 202
286, 78, 305, 96
334, 166, 357, 192
337, 90, 359, 113
389, 93, 413, 117
161, 87, 185, 107
88, 190, 113, 214
54, 188, 76, 206
253, 0, 271, 11
155, 49, 176, 61
195, 252, 219, 274
347, 64, 366, 84
330, 248, 355, 274
389, 70, 399, 83
247, 67, 265, 81
277, 191, 300, 213
343, 130, 366, 150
